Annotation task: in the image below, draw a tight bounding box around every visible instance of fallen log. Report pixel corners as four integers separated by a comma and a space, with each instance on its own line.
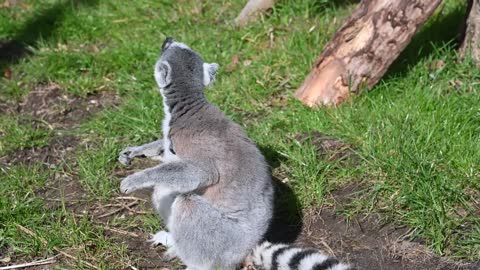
295, 0, 442, 107
460, 0, 480, 66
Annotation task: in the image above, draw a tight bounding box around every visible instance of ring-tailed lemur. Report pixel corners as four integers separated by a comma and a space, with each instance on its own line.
118, 37, 354, 270
119, 37, 274, 270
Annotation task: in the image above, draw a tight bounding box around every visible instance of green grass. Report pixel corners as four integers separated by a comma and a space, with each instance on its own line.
0, 116, 51, 156
0, 0, 479, 267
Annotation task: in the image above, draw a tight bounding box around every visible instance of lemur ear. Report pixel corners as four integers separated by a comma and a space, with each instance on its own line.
154, 61, 172, 89
203, 63, 219, 86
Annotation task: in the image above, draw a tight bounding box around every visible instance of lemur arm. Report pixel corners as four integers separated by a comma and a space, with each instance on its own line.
120, 160, 218, 194
118, 139, 164, 165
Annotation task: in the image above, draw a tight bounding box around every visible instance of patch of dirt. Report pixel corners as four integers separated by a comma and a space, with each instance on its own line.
295, 131, 360, 166
0, 81, 179, 269
109, 159, 186, 269
39, 172, 89, 211
331, 181, 366, 206
15, 82, 120, 128
38, 174, 179, 269
296, 207, 479, 270
36, 156, 177, 269
0, 135, 78, 167
76, 194, 182, 269
111, 230, 177, 270
0, 98, 13, 114
263, 178, 479, 270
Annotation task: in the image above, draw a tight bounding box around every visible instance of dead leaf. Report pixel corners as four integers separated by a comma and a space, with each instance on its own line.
4, 67, 11, 80
0, 257, 11, 263
192, 2, 202, 14
426, 59, 445, 71
270, 94, 289, 108
226, 54, 240, 72
89, 45, 99, 53
268, 27, 275, 48
449, 79, 463, 88
0, 0, 11, 8
1, 0, 28, 8
19, 1, 31, 9
56, 43, 68, 51
112, 18, 128, 23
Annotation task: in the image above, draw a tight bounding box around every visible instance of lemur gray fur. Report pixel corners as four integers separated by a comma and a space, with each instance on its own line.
118, 37, 274, 270
118, 38, 354, 270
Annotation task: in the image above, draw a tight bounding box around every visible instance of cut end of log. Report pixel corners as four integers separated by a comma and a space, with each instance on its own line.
295, 0, 442, 107
234, 0, 275, 27
294, 59, 350, 107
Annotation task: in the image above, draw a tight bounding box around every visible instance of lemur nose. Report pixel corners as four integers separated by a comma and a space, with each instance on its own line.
162, 37, 174, 52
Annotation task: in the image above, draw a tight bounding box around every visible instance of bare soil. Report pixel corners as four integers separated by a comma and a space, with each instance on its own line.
1, 82, 120, 166
287, 132, 479, 269
0, 135, 77, 167
296, 207, 479, 270
113, 231, 175, 270
15, 82, 120, 129
262, 177, 480, 270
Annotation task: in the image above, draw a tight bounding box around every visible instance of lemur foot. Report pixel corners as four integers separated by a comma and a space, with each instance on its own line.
149, 231, 177, 260
148, 230, 174, 247
120, 171, 150, 194
120, 174, 142, 194
118, 146, 141, 166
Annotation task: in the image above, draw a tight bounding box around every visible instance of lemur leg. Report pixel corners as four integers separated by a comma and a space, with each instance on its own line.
149, 187, 176, 247
120, 160, 216, 194
151, 186, 177, 225
118, 139, 164, 165
169, 194, 248, 270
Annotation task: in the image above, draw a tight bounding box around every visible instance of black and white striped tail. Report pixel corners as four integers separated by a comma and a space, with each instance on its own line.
251, 241, 354, 270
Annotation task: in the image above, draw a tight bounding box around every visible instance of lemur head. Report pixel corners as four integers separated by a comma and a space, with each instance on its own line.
154, 37, 219, 93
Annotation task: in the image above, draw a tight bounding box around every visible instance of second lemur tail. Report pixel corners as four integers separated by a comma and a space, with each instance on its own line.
250, 241, 354, 270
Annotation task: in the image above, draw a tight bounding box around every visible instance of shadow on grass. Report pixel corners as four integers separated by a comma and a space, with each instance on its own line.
259, 145, 303, 243
265, 176, 303, 243
385, 3, 468, 79
0, 0, 98, 72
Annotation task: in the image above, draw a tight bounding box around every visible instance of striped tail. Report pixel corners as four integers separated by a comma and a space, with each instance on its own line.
251, 241, 354, 270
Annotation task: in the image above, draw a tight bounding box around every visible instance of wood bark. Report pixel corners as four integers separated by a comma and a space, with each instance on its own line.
460, 0, 480, 66
295, 0, 442, 107
235, 0, 276, 27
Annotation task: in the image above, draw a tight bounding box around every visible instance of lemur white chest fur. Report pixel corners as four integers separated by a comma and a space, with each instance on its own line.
155, 56, 177, 162
159, 89, 178, 162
